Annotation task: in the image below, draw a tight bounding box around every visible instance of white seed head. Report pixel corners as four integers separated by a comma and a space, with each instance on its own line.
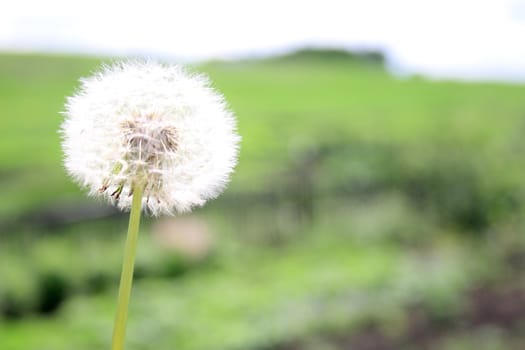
61, 61, 240, 216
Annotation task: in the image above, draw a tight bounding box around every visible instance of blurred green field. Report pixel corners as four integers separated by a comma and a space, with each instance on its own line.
2, 51, 525, 350
2, 52, 524, 217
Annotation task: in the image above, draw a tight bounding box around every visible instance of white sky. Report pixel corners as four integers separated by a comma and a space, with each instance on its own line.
1, 0, 525, 81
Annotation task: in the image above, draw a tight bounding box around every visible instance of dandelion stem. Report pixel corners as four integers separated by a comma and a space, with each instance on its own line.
111, 184, 144, 350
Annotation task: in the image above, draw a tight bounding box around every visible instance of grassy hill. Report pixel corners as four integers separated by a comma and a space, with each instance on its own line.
1, 51, 524, 218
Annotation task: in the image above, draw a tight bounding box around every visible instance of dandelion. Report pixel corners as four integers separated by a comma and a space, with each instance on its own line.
61, 61, 239, 350
62, 61, 239, 216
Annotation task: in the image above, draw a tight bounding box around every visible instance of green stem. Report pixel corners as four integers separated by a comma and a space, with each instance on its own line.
111, 184, 144, 350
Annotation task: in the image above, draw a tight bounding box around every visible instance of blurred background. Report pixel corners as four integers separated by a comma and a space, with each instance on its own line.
1, 1, 525, 349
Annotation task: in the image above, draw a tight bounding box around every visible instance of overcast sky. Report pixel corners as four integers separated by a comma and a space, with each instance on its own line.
1, 0, 525, 82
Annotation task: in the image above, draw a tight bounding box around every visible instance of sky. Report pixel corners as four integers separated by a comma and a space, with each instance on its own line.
1, 0, 525, 82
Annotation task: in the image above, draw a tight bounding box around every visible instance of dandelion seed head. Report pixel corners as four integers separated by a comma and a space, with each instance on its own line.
61, 61, 240, 216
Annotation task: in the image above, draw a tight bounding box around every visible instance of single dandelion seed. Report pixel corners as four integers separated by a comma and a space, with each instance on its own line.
60, 60, 240, 350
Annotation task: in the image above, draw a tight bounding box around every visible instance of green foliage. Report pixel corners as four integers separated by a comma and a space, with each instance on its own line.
0, 227, 476, 350
0, 221, 206, 319
265, 48, 385, 66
